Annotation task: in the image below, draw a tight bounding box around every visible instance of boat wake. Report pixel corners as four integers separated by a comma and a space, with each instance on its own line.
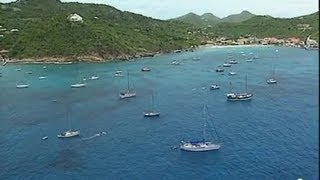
81, 132, 107, 141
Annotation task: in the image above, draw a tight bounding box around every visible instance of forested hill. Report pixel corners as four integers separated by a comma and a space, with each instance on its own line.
205, 11, 319, 41
0, 0, 203, 60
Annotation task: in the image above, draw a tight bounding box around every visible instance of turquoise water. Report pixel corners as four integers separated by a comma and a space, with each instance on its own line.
0, 46, 318, 179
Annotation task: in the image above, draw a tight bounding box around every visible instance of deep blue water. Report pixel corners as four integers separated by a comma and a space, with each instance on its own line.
0, 46, 318, 179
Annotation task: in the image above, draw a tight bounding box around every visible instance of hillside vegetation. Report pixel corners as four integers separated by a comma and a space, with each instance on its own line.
0, 0, 203, 60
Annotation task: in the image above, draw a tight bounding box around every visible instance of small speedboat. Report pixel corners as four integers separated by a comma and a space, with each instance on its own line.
43, 66, 47, 69
267, 78, 277, 84
42, 136, 48, 140
223, 62, 231, 67
114, 71, 124, 77
216, 66, 224, 72
57, 130, 80, 138
228, 71, 237, 76
229, 60, 238, 64
16, 84, 29, 88
210, 84, 220, 90
71, 83, 86, 88
141, 67, 151, 72
90, 75, 99, 80
171, 61, 180, 65
39, 76, 47, 80
246, 59, 253, 62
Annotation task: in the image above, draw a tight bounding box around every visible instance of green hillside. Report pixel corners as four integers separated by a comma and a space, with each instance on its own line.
221, 10, 255, 23
173, 11, 256, 27
205, 11, 319, 41
0, 0, 203, 60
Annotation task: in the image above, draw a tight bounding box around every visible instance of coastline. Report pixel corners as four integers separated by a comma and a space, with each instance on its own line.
1, 44, 286, 65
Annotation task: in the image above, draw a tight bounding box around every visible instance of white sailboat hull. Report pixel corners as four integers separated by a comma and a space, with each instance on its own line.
57, 130, 80, 138
180, 141, 221, 152
71, 83, 86, 88
119, 92, 136, 99
16, 84, 29, 88
144, 111, 160, 117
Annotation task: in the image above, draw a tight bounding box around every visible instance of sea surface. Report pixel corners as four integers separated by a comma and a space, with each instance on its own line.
0, 46, 318, 179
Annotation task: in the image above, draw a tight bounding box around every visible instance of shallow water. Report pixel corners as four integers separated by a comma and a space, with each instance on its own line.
0, 46, 318, 179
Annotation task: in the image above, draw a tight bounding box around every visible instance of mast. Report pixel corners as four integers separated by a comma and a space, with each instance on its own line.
127, 71, 130, 91
245, 75, 248, 93
67, 106, 72, 130
229, 82, 232, 93
151, 92, 154, 110
202, 103, 206, 142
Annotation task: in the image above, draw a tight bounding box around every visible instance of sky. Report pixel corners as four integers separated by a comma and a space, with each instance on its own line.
0, 0, 318, 19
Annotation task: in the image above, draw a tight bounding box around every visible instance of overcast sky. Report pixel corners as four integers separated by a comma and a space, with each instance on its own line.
1, 0, 318, 19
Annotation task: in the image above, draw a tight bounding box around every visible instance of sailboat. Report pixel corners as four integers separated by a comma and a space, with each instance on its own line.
180, 104, 221, 152
16, 70, 30, 88
226, 75, 253, 101
39, 68, 47, 80
57, 107, 80, 138
89, 75, 99, 80
144, 92, 160, 117
71, 64, 86, 88
267, 66, 277, 84
119, 71, 136, 99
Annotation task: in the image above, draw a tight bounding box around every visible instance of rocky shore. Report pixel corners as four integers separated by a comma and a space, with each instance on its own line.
2, 48, 196, 64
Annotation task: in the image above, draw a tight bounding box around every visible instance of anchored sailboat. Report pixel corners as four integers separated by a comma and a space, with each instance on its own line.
144, 91, 160, 117
71, 64, 86, 88
267, 66, 277, 84
119, 71, 136, 99
180, 103, 221, 152
226, 75, 253, 101
58, 107, 80, 138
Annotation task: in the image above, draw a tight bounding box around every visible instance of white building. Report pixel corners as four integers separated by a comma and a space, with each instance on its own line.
67, 13, 84, 23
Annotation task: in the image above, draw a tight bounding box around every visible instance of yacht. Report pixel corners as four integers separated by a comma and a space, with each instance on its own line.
229, 59, 238, 64
210, 84, 220, 90
119, 71, 136, 99
215, 66, 224, 72
144, 92, 160, 117
58, 130, 80, 138
16, 84, 29, 88
90, 75, 99, 80
141, 67, 151, 72
180, 104, 221, 152
226, 76, 253, 101
228, 71, 237, 76
223, 62, 231, 67
114, 70, 124, 77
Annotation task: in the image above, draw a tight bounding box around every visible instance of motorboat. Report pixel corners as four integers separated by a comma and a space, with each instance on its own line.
210, 84, 220, 90
228, 71, 237, 76
223, 62, 231, 67
215, 66, 224, 72
90, 75, 99, 80
141, 67, 151, 72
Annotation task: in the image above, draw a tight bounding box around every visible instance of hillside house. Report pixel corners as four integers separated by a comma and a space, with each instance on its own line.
67, 13, 84, 23
10, 29, 19, 32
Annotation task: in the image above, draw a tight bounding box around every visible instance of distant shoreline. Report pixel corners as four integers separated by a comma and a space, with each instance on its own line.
1, 44, 285, 65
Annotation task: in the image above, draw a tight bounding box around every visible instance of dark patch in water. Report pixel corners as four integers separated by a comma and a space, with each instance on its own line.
49, 149, 83, 171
